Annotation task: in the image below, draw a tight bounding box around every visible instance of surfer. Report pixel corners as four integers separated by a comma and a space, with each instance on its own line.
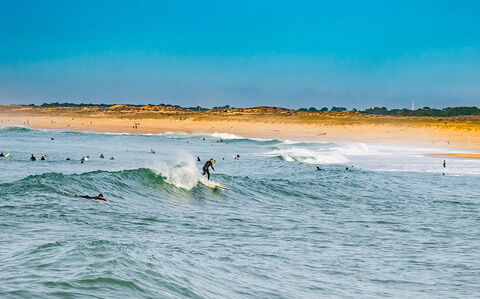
110, 156, 115, 160
0, 152, 4, 157
66, 157, 71, 160
100, 154, 104, 158
30, 154, 36, 161
40, 156, 45, 160
151, 149, 155, 154
202, 158, 216, 180
80, 194, 109, 203
316, 167, 322, 171
443, 160, 446, 168
197, 156, 201, 162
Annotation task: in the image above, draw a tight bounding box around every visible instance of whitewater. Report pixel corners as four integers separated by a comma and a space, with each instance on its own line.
1, 126, 479, 298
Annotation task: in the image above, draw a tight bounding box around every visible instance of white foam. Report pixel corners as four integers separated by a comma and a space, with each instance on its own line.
264, 147, 349, 164
150, 155, 219, 190
161, 131, 273, 142
209, 132, 245, 140
334, 143, 378, 155
282, 139, 329, 145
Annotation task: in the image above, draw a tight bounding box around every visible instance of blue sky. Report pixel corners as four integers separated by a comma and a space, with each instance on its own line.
0, 0, 479, 109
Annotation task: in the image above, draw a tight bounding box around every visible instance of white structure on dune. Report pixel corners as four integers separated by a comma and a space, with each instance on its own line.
411, 100, 415, 110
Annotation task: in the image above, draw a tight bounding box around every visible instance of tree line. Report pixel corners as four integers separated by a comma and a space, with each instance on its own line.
24, 103, 480, 116
360, 106, 480, 117
298, 106, 480, 116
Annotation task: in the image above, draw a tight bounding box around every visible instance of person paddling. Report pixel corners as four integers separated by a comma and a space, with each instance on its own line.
80, 193, 109, 203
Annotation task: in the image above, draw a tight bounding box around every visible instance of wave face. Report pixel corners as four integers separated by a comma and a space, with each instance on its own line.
0, 126, 33, 132
1, 128, 480, 298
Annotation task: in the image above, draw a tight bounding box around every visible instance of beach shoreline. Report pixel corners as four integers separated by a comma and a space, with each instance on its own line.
1, 105, 480, 155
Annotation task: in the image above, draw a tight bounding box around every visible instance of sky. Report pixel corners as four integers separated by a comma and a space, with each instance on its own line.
0, 0, 479, 109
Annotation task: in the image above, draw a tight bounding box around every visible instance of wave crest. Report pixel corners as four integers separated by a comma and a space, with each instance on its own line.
266, 147, 348, 164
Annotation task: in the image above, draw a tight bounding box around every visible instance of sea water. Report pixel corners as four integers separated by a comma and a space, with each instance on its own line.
0, 126, 479, 298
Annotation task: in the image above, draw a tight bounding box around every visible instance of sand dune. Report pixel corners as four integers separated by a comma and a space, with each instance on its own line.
1, 105, 480, 153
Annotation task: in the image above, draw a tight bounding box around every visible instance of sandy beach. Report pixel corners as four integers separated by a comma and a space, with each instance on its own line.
2, 105, 480, 155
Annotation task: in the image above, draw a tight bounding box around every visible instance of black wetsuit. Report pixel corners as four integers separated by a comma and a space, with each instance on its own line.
30, 156, 36, 161
80, 195, 106, 201
202, 161, 215, 180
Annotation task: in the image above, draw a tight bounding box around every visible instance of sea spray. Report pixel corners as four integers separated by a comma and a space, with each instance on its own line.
150, 154, 218, 190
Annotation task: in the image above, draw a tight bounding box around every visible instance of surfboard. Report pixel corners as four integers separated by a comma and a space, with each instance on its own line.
214, 184, 229, 190
199, 177, 229, 190
5, 153, 10, 157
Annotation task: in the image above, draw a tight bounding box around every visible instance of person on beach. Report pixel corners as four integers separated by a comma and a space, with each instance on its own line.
202, 158, 216, 180
30, 154, 36, 161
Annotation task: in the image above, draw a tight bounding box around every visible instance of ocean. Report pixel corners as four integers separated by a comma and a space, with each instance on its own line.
1, 126, 479, 298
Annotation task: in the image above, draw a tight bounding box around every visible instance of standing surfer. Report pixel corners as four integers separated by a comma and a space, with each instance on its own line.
202, 158, 216, 180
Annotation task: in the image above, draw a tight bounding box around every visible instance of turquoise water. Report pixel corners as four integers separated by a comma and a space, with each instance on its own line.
1, 127, 479, 298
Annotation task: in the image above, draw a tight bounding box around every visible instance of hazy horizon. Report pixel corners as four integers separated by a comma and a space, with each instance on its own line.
1, 1, 479, 109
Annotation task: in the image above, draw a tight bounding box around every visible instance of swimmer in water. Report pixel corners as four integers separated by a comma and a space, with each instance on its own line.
80, 194, 110, 203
